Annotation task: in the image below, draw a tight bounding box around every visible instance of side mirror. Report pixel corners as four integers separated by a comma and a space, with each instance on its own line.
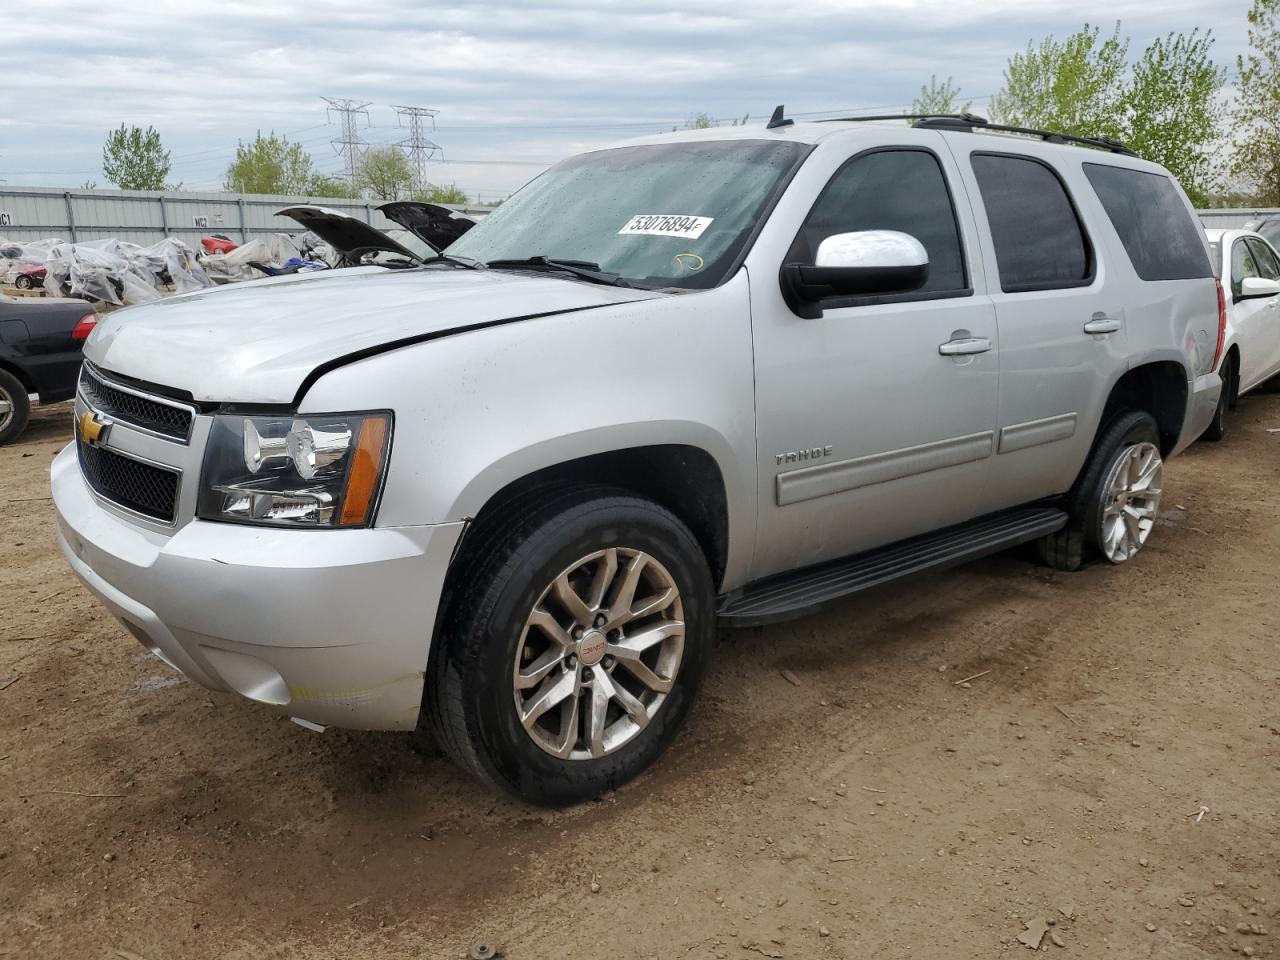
1239, 276, 1280, 300
781, 230, 929, 318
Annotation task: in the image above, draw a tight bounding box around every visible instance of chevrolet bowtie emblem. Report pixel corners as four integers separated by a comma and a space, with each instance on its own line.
78, 410, 111, 446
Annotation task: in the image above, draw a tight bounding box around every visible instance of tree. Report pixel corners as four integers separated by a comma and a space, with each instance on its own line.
413, 183, 469, 204
685, 112, 715, 129
307, 176, 360, 199
101, 124, 172, 191
224, 131, 319, 195
1232, 0, 1280, 205
359, 146, 415, 200
1125, 30, 1226, 205
912, 75, 971, 115
992, 21, 1225, 203
991, 23, 1129, 140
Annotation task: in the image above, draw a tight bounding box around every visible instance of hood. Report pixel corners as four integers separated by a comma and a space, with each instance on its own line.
276, 205, 422, 263
85, 266, 660, 404
379, 201, 476, 250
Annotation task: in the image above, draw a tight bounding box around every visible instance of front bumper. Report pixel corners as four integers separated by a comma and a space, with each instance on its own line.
51, 442, 465, 731
1171, 371, 1222, 456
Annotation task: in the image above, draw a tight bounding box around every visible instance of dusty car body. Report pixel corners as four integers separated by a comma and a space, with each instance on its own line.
53, 113, 1220, 805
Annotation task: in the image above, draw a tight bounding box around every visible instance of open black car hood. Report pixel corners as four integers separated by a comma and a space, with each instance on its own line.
379, 201, 476, 250
275, 205, 423, 263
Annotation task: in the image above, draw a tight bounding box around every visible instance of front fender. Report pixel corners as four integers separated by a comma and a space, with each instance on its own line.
299, 272, 759, 588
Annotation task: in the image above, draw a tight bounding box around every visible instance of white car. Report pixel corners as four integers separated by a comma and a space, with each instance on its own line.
1203, 229, 1280, 440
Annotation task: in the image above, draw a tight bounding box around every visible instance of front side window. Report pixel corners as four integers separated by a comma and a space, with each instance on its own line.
786, 149, 968, 295
970, 153, 1091, 293
1232, 240, 1260, 299
1246, 237, 1280, 280
1083, 163, 1213, 282
447, 139, 808, 289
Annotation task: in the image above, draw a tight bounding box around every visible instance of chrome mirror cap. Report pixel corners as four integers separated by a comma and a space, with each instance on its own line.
815, 230, 929, 270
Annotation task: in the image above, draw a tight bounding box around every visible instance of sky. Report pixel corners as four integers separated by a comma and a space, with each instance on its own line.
0, 0, 1251, 202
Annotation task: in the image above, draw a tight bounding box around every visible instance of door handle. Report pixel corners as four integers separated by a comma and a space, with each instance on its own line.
1084, 315, 1122, 335
938, 336, 992, 356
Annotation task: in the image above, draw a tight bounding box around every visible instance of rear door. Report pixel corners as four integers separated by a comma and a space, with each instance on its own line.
949, 148, 1128, 512
1241, 237, 1280, 390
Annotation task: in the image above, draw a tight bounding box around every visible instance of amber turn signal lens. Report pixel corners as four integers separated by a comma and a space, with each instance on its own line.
339, 417, 389, 526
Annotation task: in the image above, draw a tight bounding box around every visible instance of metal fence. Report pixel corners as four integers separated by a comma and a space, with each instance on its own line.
0, 187, 493, 246
1197, 208, 1279, 230
0, 188, 1263, 245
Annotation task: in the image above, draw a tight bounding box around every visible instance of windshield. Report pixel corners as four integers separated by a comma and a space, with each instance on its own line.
446, 139, 808, 289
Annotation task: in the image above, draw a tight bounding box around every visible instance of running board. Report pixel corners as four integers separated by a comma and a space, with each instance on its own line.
717, 506, 1068, 625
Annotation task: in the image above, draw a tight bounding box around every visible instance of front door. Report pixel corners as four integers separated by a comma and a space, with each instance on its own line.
1238, 237, 1280, 391
749, 146, 999, 580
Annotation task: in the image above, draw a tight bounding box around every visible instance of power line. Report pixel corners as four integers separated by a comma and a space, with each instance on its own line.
322, 97, 372, 188
392, 105, 443, 190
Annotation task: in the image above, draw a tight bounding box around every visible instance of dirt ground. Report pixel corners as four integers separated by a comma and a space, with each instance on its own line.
2, 397, 1279, 960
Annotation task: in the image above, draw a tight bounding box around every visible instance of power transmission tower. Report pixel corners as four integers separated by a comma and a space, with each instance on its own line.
392, 105, 443, 191
323, 97, 372, 188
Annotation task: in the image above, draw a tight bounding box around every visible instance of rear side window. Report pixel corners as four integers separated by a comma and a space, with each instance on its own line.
970, 153, 1092, 293
1083, 163, 1213, 281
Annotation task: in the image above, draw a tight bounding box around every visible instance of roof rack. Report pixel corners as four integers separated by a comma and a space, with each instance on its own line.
816, 112, 1136, 157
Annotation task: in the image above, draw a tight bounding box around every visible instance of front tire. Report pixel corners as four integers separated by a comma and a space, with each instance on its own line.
1040, 410, 1163, 570
0, 369, 31, 446
425, 486, 715, 806
14, 275, 33, 290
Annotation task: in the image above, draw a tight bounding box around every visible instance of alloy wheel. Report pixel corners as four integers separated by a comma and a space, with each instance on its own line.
512, 547, 685, 760
0, 385, 13, 432
1098, 441, 1163, 563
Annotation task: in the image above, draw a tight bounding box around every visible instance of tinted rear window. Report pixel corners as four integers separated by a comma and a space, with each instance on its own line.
1083, 163, 1213, 281
970, 153, 1092, 293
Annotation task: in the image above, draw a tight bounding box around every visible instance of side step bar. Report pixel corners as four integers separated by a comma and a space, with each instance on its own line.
717, 506, 1068, 626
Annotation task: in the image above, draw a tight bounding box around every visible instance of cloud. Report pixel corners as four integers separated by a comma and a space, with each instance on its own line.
1, 0, 1253, 198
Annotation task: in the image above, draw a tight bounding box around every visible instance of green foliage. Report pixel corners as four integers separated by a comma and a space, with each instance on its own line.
412, 183, 469, 204
684, 112, 715, 129
307, 176, 360, 199
1125, 30, 1226, 206
359, 146, 415, 200
1232, 0, 1280, 205
224, 131, 320, 196
101, 124, 172, 191
991, 23, 1130, 140
992, 21, 1225, 203
912, 76, 970, 115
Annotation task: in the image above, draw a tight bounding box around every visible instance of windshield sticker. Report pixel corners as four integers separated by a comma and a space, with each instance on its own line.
618, 214, 714, 239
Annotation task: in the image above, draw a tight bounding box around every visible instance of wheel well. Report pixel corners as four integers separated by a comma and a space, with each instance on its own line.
1102, 362, 1187, 455
0, 358, 35, 394
462, 445, 730, 588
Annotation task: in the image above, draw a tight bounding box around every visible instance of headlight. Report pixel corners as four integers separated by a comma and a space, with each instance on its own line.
197, 412, 391, 527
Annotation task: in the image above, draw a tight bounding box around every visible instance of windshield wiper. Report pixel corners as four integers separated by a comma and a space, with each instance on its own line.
483, 256, 635, 288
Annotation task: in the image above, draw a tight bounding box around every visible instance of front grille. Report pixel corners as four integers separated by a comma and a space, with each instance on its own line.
77, 441, 179, 523
79, 365, 194, 442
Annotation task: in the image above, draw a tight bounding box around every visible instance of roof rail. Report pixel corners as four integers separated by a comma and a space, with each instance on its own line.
816, 112, 1136, 157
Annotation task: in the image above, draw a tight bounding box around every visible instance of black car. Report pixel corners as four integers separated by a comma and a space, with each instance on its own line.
0, 294, 97, 445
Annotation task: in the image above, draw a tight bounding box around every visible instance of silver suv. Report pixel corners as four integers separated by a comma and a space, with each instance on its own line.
52, 112, 1222, 805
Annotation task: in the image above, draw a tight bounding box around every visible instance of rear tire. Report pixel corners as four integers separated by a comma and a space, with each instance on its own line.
14, 275, 33, 290
425, 485, 715, 806
0, 369, 31, 446
1200, 354, 1234, 442
1039, 411, 1162, 570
